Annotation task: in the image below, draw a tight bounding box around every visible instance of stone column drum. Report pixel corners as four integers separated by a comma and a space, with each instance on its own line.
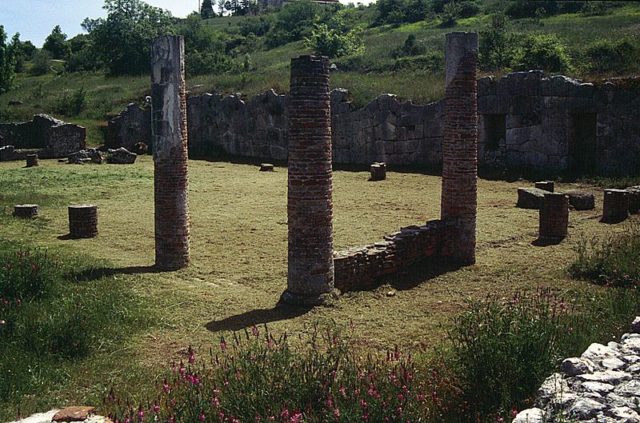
281, 55, 336, 306
602, 189, 629, 224
13, 204, 38, 219
26, 154, 39, 168
440, 32, 479, 265
68, 205, 98, 238
151, 35, 190, 270
539, 193, 569, 242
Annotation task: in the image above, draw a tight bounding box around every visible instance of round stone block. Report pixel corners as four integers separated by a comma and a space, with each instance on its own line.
259, 163, 274, 172
602, 189, 629, 224
539, 193, 569, 242
68, 204, 98, 238
370, 162, 387, 181
26, 154, 39, 168
13, 204, 38, 219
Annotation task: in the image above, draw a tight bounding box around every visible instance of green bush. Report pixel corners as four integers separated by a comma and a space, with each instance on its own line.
54, 87, 87, 116
29, 50, 52, 76
585, 39, 639, 73
447, 287, 640, 419
512, 34, 571, 73
569, 222, 640, 287
304, 24, 364, 58
393, 53, 443, 72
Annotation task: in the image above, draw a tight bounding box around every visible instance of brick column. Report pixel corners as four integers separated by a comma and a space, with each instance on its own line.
280, 55, 337, 306
151, 35, 190, 270
440, 32, 478, 265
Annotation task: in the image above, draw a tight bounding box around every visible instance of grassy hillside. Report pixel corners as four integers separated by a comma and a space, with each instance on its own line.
0, 3, 639, 146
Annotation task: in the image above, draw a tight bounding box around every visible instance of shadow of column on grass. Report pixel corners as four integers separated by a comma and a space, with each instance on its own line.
205, 306, 312, 333
73, 265, 163, 281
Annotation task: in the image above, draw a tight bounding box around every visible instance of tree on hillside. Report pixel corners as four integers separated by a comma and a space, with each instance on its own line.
0, 26, 16, 93
83, 0, 174, 75
201, 0, 215, 18
43, 25, 70, 59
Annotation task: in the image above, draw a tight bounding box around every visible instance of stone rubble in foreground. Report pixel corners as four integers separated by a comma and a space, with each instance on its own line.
514, 317, 640, 423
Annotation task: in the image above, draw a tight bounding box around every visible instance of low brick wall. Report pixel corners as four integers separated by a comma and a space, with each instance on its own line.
333, 219, 453, 292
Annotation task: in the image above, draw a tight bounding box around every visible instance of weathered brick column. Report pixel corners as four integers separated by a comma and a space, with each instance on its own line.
539, 193, 569, 242
151, 35, 190, 270
280, 55, 337, 306
440, 32, 479, 265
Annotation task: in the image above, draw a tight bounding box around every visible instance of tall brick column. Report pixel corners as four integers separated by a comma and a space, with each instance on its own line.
151, 35, 190, 270
440, 32, 478, 265
280, 55, 337, 306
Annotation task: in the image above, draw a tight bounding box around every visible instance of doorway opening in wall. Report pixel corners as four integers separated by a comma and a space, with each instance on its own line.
481, 114, 506, 151
568, 113, 597, 175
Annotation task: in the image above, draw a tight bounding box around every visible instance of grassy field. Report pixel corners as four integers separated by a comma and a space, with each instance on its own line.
0, 157, 634, 419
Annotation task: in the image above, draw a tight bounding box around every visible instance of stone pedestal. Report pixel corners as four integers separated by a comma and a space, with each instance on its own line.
602, 189, 629, 223
440, 32, 479, 265
26, 154, 39, 167
370, 162, 386, 181
626, 187, 640, 214
539, 193, 569, 242
535, 181, 554, 192
13, 204, 38, 219
68, 205, 98, 238
260, 163, 274, 172
281, 55, 336, 306
151, 35, 190, 270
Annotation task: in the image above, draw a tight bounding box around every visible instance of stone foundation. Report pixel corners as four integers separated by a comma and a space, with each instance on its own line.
152, 35, 190, 270
68, 205, 98, 238
25, 154, 39, 167
369, 162, 387, 181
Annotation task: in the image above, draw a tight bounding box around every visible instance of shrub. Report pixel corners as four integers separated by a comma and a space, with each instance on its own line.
447, 287, 640, 419
512, 34, 571, 73
585, 39, 639, 73
105, 324, 432, 422
439, 1, 463, 27
0, 246, 59, 302
393, 52, 443, 72
54, 87, 87, 116
304, 24, 364, 58
392, 34, 426, 58
569, 221, 640, 287
29, 49, 52, 76
479, 13, 514, 71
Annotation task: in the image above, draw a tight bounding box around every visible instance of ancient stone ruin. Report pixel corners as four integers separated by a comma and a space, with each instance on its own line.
68, 205, 98, 239
280, 55, 337, 306
332, 32, 478, 291
151, 35, 190, 271
441, 32, 478, 265
110, 71, 640, 176
0, 114, 86, 160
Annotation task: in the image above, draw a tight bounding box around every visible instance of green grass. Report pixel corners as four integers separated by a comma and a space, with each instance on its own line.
0, 157, 634, 419
0, 241, 150, 420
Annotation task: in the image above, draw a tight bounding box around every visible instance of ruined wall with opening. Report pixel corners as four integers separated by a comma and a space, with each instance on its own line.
0, 114, 86, 159
108, 72, 640, 175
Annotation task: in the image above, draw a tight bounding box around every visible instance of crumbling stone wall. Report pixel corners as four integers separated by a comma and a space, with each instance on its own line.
0, 114, 85, 159
105, 103, 151, 150
108, 73, 640, 175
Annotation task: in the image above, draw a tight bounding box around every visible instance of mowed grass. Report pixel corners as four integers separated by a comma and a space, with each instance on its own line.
0, 157, 633, 418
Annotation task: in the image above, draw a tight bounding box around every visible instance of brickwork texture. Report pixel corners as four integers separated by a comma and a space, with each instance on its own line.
151, 35, 190, 270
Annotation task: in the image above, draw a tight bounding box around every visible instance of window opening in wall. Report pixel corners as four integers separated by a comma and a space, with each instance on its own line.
568, 113, 597, 175
482, 114, 506, 151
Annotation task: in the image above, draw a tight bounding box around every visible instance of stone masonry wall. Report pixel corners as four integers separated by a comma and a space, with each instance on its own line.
0, 114, 85, 159
108, 73, 640, 175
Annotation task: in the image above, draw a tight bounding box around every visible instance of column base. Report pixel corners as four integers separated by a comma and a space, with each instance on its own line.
278, 289, 340, 307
